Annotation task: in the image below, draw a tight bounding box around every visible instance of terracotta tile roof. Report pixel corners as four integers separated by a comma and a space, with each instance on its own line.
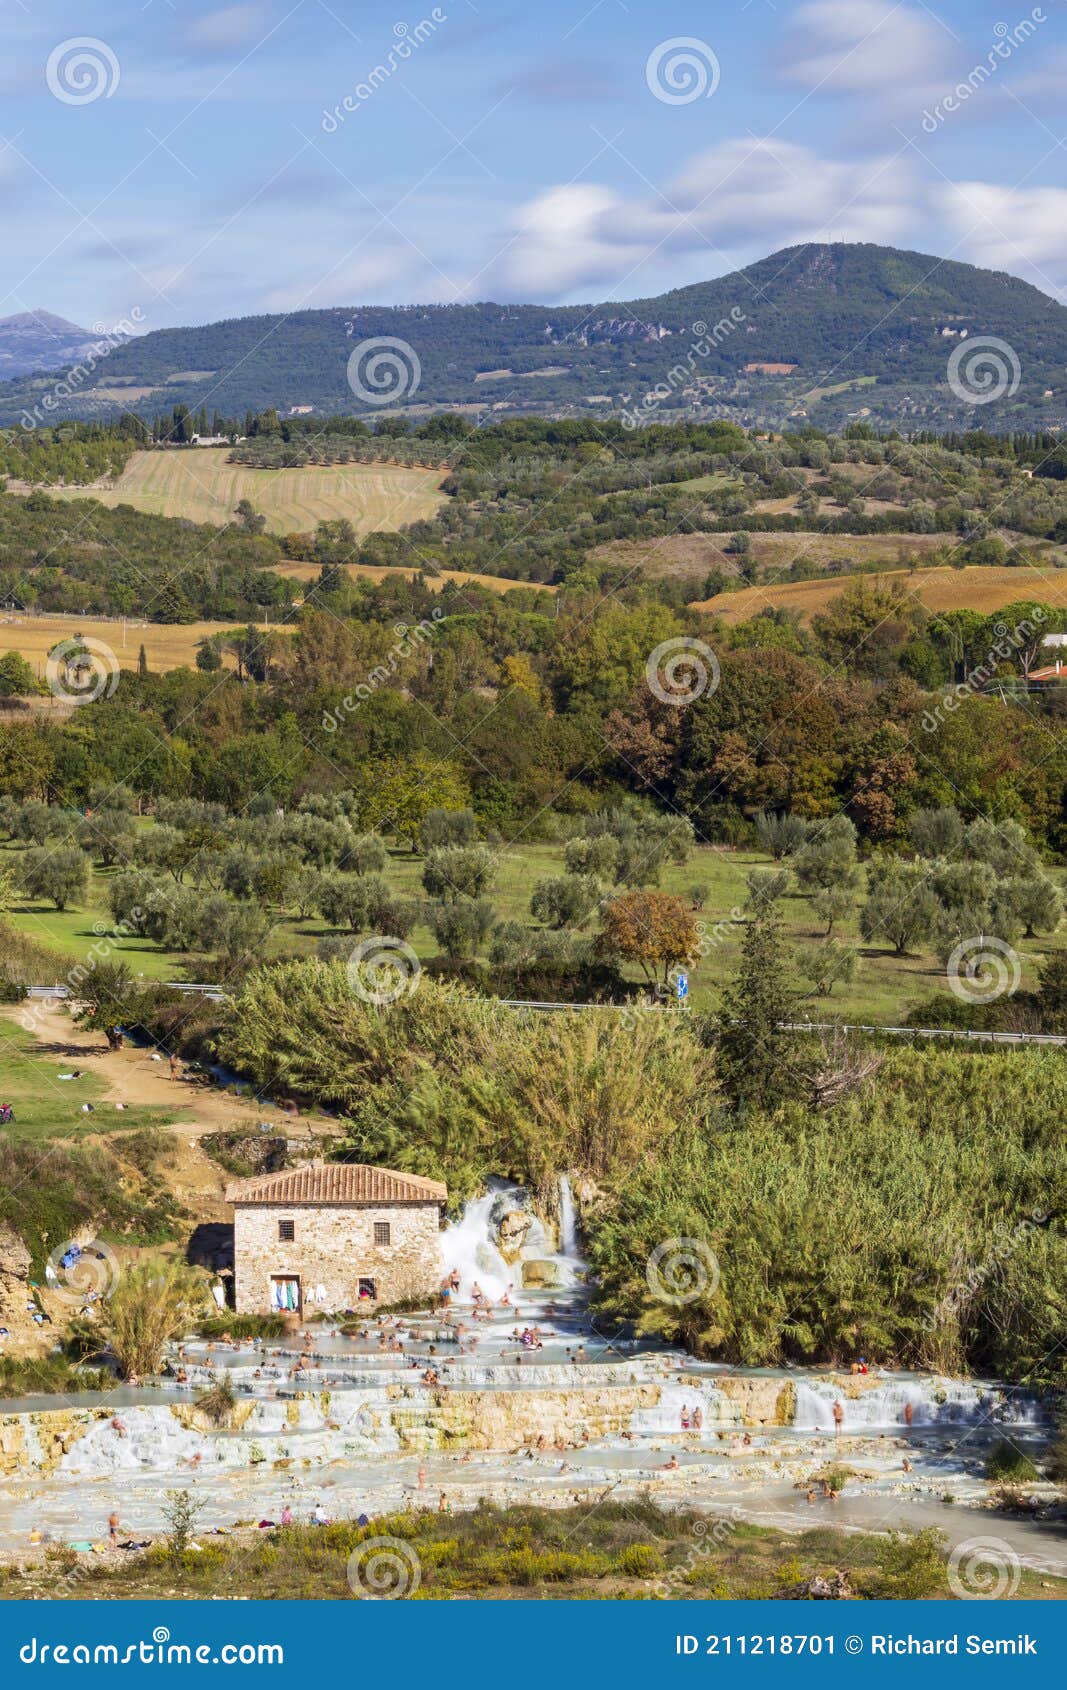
225, 1162, 447, 1207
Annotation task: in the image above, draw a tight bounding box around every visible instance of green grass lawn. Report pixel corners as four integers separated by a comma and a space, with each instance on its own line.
0, 1015, 176, 1142
673, 472, 732, 495
4, 836, 1064, 1022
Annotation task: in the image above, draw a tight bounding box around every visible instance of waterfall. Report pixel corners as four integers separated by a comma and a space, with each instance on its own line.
438, 1187, 513, 1299
439, 1178, 584, 1298
558, 1174, 580, 1260
792, 1377, 1038, 1431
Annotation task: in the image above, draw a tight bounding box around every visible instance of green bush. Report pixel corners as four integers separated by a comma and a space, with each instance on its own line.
0, 1354, 111, 1399
194, 1314, 286, 1340
589, 1045, 1066, 1387
615, 1543, 663, 1577
985, 1440, 1039, 1483
871, 1528, 947, 1599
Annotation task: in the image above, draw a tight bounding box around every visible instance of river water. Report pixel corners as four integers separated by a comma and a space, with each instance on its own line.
0, 1181, 1061, 1574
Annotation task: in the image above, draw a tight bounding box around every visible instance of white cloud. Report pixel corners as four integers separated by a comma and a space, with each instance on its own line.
262, 246, 429, 311
186, 4, 271, 56
780, 0, 951, 93
489, 141, 917, 301
935, 180, 1067, 298
493, 184, 639, 298
621, 139, 915, 250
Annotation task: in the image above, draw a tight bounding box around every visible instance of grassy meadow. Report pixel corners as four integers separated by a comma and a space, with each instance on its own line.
0, 1015, 176, 1143
3, 832, 1064, 1020
275, 560, 558, 596
691, 562, 1067, 623
595, 529, 951, 585
35, 450, 447, 536
0, 612, 244, 680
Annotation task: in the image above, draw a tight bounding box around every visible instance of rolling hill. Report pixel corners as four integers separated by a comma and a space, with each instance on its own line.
4, 244, 1067, 432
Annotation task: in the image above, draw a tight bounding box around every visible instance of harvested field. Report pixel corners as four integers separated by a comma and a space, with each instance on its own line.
592, 530, 950, 582
37, 449, 447, 536
690, 563, 1067, 623
0, 612, 250, 676
276, 560, 557, 595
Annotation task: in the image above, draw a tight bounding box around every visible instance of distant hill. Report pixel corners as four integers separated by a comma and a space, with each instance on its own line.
0, 310, 104, 379
2, 245, 1066, 430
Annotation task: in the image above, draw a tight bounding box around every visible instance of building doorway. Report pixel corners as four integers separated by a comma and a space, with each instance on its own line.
270, 1274, 301, 1314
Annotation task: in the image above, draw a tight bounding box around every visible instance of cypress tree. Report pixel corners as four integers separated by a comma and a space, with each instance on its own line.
712, 912, 794, 1111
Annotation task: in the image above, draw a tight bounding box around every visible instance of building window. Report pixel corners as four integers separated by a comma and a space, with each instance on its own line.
278, 1219, 295, 1242
358, 1276, 377, 1301
373, 1221, 391, 1246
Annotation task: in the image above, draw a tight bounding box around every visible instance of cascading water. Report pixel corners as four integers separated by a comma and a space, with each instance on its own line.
558, 1174, 580, 1262
439, 1178, 580, 1297
0, 1174, 1053, 1561
438, 1187, 513, 1299
792, 1377, 1038, 1431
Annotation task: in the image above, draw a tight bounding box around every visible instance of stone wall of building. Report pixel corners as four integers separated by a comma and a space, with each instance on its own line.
232, 1201, 442, 1314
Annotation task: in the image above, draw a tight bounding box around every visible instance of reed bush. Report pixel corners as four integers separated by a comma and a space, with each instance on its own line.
104, 1261, 210, 1380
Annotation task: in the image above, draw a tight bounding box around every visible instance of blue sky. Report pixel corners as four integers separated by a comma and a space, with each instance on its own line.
0, 0, 1065, 334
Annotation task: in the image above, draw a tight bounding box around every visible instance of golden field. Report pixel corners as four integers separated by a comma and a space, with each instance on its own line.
593, 529, 949, 582
691, 564, 1067, 624
276, 560, 557, 596
38, 450, 447, 536
0, 612, 243, 676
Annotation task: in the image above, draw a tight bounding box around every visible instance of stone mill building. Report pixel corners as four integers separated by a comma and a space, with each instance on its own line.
226, 1162, 448, 1316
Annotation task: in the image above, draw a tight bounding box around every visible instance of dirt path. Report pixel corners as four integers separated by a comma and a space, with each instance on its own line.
3, 1001, 333, 1226
0, 1002, 339, 1355
12, 1000, 324, 1133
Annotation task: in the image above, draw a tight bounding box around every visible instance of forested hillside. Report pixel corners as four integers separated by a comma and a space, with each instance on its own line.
3, 244, 1067, 431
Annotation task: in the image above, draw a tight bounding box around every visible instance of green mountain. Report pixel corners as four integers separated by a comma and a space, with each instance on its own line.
3, 244, 1066, 431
